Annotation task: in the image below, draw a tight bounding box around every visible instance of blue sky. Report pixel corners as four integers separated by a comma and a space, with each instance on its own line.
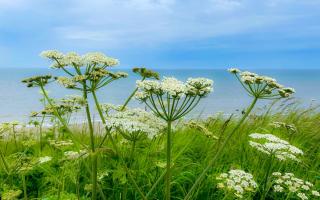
0, 0, 320, 69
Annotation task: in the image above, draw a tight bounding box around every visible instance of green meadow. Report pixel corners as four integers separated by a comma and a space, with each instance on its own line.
0, 51, 319, 200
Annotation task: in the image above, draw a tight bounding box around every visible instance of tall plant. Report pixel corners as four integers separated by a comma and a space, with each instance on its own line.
135, 77, 213, 199
184, 68, 295, 199
24, 50, 127, 199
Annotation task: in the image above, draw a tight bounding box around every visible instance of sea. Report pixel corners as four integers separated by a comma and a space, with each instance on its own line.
0, 68, 319, 122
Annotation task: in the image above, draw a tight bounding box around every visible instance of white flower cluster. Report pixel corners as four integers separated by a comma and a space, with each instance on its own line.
272, 172, 319, 199
41, 50, 119, 67
228, 68, 295, 98
135, 77, 213, 100
216, 169, 258, 199
48, 140, 74, 148
56, 76, 76, 88
270, 121, 297, 133
64, 150, 88, 160
249, 133, 303, 161
105, 108, 165, 140
38, 156, 52, 164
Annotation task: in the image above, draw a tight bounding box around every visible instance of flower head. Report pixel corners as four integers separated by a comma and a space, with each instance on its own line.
272, 172, 319, 199
105, 108, 165, 140
229, 69, 294, 99
216, 169, 258, 199
249, 133, 303, 161
22, 75, 53, 87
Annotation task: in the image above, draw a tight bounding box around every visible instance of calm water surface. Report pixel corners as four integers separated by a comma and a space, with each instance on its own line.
0, 68, 319, 122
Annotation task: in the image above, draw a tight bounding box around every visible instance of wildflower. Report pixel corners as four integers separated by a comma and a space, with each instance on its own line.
38, 156, 52, 164
216, 169, 257, 199
228, 69, 294, 99
40, 50, 64, 59
272, 172, 319, 199
49, 139, 74, 148
55, 76, 76, 88
83, 52, 119, 66
228, 68, 241, 74
105, 108, 165, 140
64, 150, 88, 160
248, 133, 303, 162
22, 75, 53, 87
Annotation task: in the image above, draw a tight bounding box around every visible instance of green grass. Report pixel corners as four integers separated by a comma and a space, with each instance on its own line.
0, 100, 319, 200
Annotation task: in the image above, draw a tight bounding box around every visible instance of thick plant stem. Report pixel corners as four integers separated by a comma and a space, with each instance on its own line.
184, 97, 258, 200
91, 91, 119, 153
82, 84, 97, 200
166, 121, 172, 200
260, 155, 274, 200
22, 175, 28, 200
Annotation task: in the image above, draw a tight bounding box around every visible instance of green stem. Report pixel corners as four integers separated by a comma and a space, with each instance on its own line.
82, 83, 97, 200
0, 148, 9, 174
184, 97, 258, 200
166, 120, 172, 200
260, 155, 274, 200
39, 85, 71, 134
91, 90, 119, 153
22, 175, 28, 200
39, 115, 45, 152
121, 77, 145, 111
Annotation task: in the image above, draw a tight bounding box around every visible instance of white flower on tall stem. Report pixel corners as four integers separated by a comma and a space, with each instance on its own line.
135, 76, 213, 200
249, 133, 304, 162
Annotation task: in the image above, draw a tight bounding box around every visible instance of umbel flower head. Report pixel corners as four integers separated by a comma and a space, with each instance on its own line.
135, 76, 213, 121
216, 169, 258, 199
105, 108, 165, 141
271, 172, 319, 199
31, 95, 85, 118
132, 67, 160, 80
228, 68, 295, 99
248, 133, 303, 162
41, 50, 119, 68
40, 50, 127, 91
22, 75, 53, 87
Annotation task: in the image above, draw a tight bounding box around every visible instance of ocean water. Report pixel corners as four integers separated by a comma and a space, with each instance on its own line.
0, 68, 319, 122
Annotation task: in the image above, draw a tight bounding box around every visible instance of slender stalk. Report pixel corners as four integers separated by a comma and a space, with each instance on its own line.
184, 97, 258, 200
22, 175, 28, 200
166, 120, 172, 200
260, 155, 275, 200
91, 90, 147, 199
39, 85, 72, 134
39, 115, 45, 152
91, 90, 119, 153
0, 148, 9, 174
82, 83, 98, 200
121, 77, 145, 111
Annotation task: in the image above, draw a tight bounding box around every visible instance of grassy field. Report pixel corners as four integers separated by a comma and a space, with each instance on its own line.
0, 99, 319, 200
0, 51, 319, 200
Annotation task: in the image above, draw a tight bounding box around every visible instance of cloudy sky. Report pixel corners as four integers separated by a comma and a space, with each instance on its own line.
0, 0, 320, 69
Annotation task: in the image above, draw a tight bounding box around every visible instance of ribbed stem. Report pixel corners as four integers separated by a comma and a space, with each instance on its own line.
166, 120, 172, 200
82, 83, 97, 200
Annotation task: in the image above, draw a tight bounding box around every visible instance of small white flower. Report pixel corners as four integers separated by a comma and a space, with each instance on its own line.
297, 192, 308, 200
312, 190, 320, 196
38, 156, 52, 164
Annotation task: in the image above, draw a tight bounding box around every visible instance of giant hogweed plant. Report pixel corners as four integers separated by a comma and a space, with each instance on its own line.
184, 68, 295, 199
22, 50, 128, 199
134, 77, 214, 200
